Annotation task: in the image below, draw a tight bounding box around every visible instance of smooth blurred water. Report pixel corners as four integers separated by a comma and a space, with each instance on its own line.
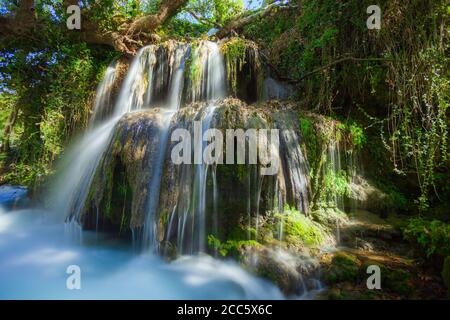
0, 208, 283, 299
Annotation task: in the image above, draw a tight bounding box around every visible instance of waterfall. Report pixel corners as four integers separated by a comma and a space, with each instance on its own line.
187, 41, 226, 102
49, 60, 123, 226
114, 46, 156, 115
167, 44, 189, 110
56, 39, 313, 257
141, 111, 176, 251
279, 129, 310, 214
89, 61, 117, 126
0, 40, 334, 299
164, 105, 222, 254
327, 137, 344, 210
50, 119, 119, 225
134, 41, 226, 252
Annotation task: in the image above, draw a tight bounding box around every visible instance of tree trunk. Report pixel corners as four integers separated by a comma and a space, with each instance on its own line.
0, 0, 188, 55
1, 104, 19, 153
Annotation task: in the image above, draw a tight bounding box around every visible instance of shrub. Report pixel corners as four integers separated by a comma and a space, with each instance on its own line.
403, 218, 450, 258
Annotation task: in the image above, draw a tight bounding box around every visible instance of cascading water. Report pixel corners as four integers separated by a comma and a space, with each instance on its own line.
162, 42, 226, 254
89, 61, 118, 126
279, 129, 310, 214
0, 40, 286, 299
325, 132, 344, 244
141, 111, 177, 251
114, 46, 155, 115
0, 39, 329, 299
327, 138, 344, 210
49, 61, 121, 230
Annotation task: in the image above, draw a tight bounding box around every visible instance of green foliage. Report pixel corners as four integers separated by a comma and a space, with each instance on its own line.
299, 116, 319, 176
0, 42, 113, 188
0, 93, 17, 141
187, 0, 244, 26
379, 183, 408, 212
348, 123, 367, 150
403, 218, 450, 258
160, 18, 210, 39
324, 168, 350, 199
242, 0, 449, 211
220, 37, 248, 96
386, 40, 450, 210
335, 121, 367, 150
207, 234, 260, 257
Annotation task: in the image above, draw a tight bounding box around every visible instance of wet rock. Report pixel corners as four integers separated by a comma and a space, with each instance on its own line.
354, 237, 374, 252
0, 185, 29, 209
323, 252, 361, 284
241, 246, 321, 296
345, 175, 391, 216
80, 99, 316, 252
80, 110, 172, 231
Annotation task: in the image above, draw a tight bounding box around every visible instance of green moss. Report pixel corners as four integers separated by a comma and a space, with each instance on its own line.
220, 37, 263, 99
325, 252, 361, 284
275, 206, 327, 246
185, 43, 202, 95
221, 38, 247, 96
362, 261, 412, 296
207, 234, 261, 257
236, 164, 248, 182
384, 268, 412, 296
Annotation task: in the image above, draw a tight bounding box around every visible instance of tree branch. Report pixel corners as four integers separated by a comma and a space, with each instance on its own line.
126, 0, 188, 35
186, 9, 222, 29
297, 56, 394, 82
0, 0, 188, 55
216, 2, 297, 39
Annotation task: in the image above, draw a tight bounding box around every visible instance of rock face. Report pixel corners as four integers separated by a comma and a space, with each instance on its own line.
70, 39, 384, 258
345, 175, 391, 215
77, 97, 395, 256
80, 110, 172, 232
79, 99, 315, 251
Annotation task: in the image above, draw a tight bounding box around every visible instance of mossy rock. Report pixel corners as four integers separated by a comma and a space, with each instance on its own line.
325, 287, 384, 300
276, 210, 328, 248
361, 260, 412, 297
442, 256, 450, 291
325, 252, 361, 284
383, 268, 412, 296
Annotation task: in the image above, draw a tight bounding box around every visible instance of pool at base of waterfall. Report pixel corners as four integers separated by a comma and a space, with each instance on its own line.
0, 208, 319, 300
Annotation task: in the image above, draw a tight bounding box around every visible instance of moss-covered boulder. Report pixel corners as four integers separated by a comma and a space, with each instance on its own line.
324, 252, 361, 284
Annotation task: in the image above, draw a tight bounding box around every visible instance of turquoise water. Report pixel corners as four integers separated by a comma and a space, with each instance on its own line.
0, 208, 283, 299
